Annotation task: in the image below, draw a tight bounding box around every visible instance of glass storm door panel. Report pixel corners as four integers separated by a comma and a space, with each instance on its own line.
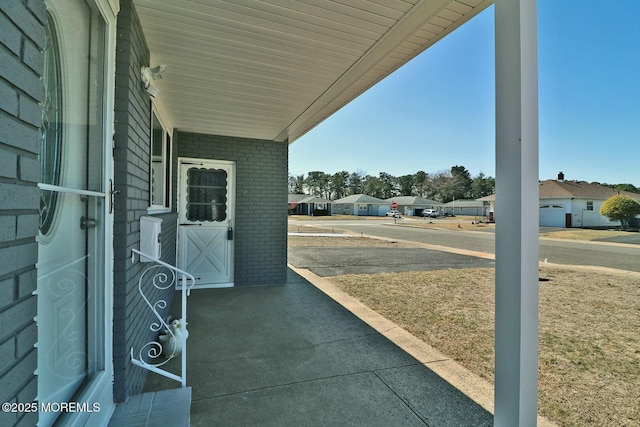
178, 159, 235, 287
38, 0, 110, 425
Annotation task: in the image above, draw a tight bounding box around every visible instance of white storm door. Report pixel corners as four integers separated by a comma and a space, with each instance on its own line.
37, 0, 115, 425
178, 159, 235, 288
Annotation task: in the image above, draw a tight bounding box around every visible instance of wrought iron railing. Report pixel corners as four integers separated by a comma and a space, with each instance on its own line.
129, 249, 195, 387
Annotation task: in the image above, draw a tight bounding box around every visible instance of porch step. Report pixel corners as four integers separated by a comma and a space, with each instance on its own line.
108, 387, 191, 427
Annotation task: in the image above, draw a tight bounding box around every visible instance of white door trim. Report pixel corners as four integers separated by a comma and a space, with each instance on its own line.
177, 157, 236, 289
39, 0, 116, 425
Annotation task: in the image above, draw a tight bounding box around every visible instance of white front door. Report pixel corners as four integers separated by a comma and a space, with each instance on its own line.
37, 0, 115, 425
178, 158, 235, 288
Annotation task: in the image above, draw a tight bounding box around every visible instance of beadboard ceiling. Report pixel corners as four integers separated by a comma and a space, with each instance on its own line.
134, 0, 492, 143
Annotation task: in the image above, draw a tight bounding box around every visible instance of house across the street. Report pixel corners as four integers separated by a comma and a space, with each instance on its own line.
288, 194, 332, 216
384, 196, 442, 217
443, 199, 490, 217
482, 172, 640, 227
331, 194, 388, 216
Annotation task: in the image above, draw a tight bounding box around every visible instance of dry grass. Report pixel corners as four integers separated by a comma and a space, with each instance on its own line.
287, 224, 342, 234
288, 224, 421, 248
540, 229, 633, 241
288, 235, 421, 248
398, 220, 495, 231
288, 214, 380, 221
329, 267, 640, 427
288, 219, 494, 236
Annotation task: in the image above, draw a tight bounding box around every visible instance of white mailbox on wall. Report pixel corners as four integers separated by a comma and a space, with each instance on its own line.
140, 216, 162, 262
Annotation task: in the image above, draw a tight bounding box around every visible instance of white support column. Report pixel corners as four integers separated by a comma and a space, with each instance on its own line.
494, 0, 539, 426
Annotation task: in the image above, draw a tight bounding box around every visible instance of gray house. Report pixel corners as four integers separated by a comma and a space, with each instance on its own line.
443, 199, 490, 217
288, 194, 332, 216
332, 194, 388, 216
384, 196, 442, 216
1, 1, 543, 426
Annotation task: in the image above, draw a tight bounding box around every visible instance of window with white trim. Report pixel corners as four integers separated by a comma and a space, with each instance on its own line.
586, 201, 594, 211
150, 109, 171, 211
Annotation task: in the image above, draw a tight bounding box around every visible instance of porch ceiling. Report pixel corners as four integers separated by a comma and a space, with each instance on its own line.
133, 0, 492, 143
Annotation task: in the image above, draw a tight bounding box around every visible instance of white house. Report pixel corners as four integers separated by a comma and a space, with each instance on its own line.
481, 173, 640, 227
539, 177, 640, 228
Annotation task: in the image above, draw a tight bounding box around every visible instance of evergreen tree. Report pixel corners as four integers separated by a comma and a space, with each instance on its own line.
397, 174, 415, 196
288, 174, 305, 194
363, 175, 384, 198
450, 165, 473, 200
347, 170, 366, 195
470, 172, 495, 198
305, 171, 330, 199
329, 171, 349, 199
378, 172, 397, 199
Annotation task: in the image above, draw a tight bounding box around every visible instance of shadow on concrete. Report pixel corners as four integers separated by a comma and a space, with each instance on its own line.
142, 269, 493, 426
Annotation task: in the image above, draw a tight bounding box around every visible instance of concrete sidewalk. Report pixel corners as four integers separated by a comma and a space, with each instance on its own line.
142, 268, 493, 426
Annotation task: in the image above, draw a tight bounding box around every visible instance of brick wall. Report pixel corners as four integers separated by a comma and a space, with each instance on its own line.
0, 1, 44, 426
178, 133, 288, 286
113, 0, 178, 401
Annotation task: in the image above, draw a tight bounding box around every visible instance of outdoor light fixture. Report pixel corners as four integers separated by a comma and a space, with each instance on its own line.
141, 64, 167, 98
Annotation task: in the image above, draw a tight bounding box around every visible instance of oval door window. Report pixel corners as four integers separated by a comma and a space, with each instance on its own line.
40, 14, 63, 235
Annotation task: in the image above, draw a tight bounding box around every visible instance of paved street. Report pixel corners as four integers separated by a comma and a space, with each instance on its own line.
290, 218, 640, 273
288, 246, 495, 277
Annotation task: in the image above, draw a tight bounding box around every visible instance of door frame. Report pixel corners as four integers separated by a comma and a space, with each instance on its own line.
177, 157, 236, 288
39, 0, 116, 425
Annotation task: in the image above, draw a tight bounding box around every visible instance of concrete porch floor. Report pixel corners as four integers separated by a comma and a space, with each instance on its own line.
139, 268, 494, 426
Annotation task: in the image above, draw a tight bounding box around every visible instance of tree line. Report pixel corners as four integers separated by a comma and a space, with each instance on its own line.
288, 165, 495, 203
596, 182, 640, 194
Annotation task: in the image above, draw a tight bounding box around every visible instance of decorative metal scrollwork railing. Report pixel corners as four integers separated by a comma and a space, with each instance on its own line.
130, 249, 195, 387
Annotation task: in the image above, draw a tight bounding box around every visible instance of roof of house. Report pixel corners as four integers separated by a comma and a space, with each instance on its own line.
332, 194, 386, 204
477, 180, 640, 203
384, 196, 442, 206
443, 199, 487, 207
540, 180, 640, 201
288, 194, 331, 204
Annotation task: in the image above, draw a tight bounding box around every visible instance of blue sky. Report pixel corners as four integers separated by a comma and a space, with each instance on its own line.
289, 1, 640, 186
